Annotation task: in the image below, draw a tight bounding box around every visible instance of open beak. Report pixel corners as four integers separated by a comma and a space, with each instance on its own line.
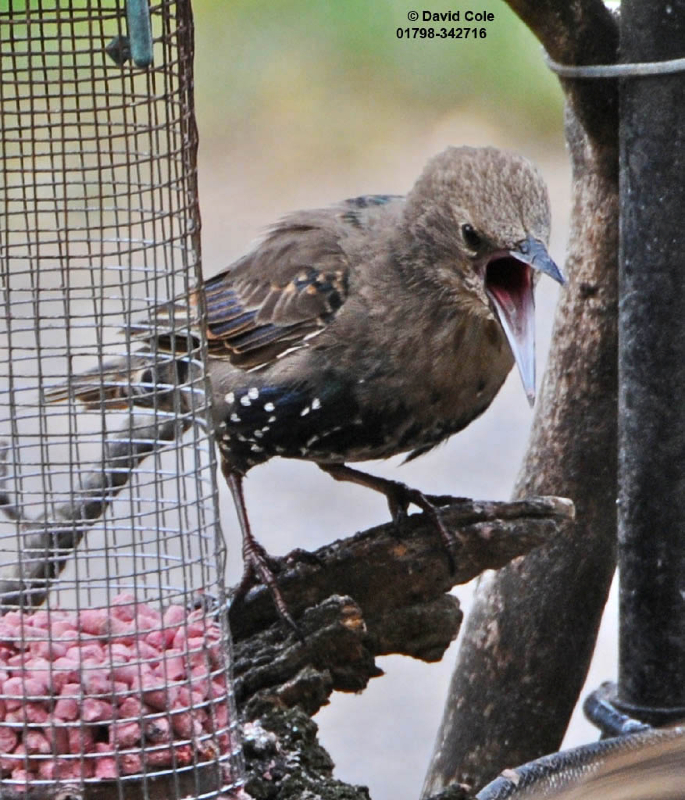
484, 235, 565, 407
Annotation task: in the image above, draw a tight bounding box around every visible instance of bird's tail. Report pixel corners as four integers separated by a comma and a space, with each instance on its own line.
45, 297, 202, 410
44, 351, 192, 411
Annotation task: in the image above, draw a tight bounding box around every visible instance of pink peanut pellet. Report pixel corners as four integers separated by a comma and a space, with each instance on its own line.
82, 669, 111, 696
10, 768, 30, 788
144, 715, 171, 743
117, 696, 145, 719
144, 746, 175, 768
50, 657, 80, 690
111, 593, 137, 619
2, 677, 45, 711
162, 603, 186, 628
24, 730, 51, 755
0, 724, 18, 754
94, 756, 119, 780
0, 601, 230, 785
66, 643, 104, 663
81, 698, 113, 723
79, 608, 110, 635
170, 710, 203, 740
109, 721, 142, 748
106, 642, 132, 661
5, 703, 50, 725
53, 694, 79, 722
29, 640, 68, 660
156, 650, 186, 681
67, 725, 95, 754
43, 724, 69, 755
119, 752, 143, 775
1, 743, 26, 773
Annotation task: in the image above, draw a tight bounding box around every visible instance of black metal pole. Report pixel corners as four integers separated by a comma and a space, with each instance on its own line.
618, 0, 685, 722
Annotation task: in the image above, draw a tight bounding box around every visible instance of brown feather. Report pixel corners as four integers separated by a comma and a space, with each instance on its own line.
140, 216, 352, 371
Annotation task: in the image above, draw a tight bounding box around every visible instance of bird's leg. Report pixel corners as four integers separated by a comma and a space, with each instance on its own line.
318, 463, 461, 570
222, 466, 300, 635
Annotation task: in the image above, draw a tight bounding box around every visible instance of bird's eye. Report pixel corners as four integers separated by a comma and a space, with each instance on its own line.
461, 224, 482, 250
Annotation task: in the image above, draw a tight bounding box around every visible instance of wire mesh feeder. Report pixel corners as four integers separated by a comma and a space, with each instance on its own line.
0, 1, 243, 798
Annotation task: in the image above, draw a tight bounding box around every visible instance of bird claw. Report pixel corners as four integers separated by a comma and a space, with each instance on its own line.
383, 481, 460, 572
225, 469, 304, 640
318, 464, 461, 573
387, 495, 409, 532
235, 544, 304, 641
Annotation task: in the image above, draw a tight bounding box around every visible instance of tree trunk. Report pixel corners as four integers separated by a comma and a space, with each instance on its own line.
422, 1, 621, 793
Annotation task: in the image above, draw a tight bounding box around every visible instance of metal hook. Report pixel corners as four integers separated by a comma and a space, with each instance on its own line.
105, 0, 153, 68
126, 0, 153, 68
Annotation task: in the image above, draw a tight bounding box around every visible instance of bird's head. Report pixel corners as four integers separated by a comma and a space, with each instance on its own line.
403, 146, 565, 406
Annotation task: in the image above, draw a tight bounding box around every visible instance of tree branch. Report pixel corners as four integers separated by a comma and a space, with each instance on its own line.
228, 497, 573, 799
0, 416, 187, 610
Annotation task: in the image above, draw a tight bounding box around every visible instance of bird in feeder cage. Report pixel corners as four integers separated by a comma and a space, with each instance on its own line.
46, 146, 564, 628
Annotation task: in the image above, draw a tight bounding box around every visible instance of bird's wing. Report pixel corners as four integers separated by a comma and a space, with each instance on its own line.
140, 195, 402, 371
46, 195, 405, 409
202, 217, 348, 369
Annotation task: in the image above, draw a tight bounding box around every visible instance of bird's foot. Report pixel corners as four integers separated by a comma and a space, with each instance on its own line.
382, 481, 461, 571
237, 541, 303, 639
224, 468, 303, 639
319, 463, 462, 571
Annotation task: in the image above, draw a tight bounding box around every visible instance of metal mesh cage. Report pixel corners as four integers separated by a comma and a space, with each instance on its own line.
0, 1, 242, 796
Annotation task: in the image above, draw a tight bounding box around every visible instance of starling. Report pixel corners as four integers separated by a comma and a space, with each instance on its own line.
47, 146, 564, 627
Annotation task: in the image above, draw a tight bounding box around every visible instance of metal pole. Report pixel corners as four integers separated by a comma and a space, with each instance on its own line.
618, 0, 685, 721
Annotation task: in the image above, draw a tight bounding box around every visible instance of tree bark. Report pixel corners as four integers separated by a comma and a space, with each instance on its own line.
228, 497, 572, 799
422, 1, 621, 793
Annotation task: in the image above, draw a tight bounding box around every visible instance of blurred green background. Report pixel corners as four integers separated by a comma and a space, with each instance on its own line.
192, 0, 564, 169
